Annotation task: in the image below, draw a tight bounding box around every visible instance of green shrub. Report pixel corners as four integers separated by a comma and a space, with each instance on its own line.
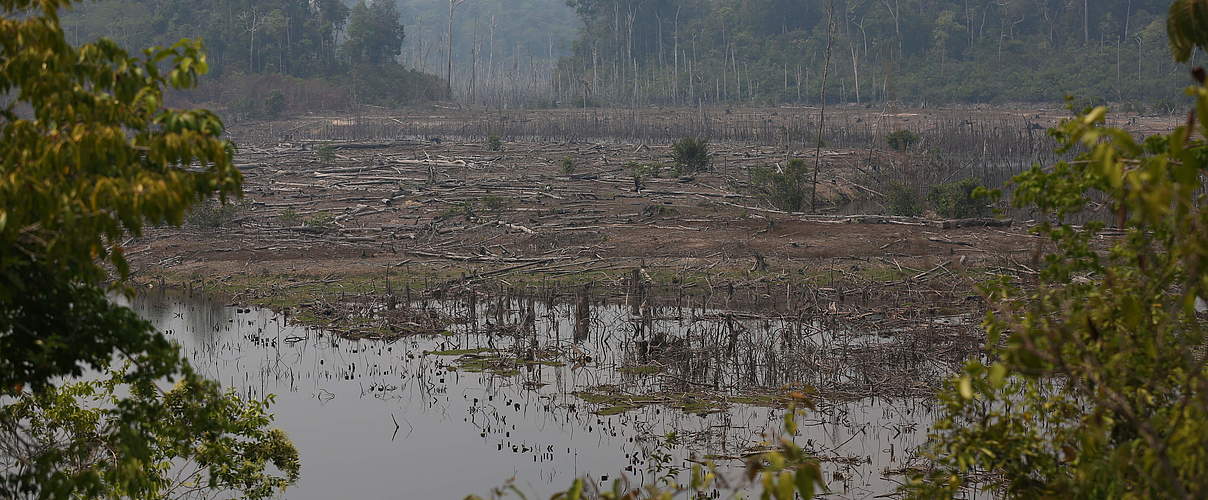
927, 178, 991, 219
629, 163, 648, 191
487, 135, 503, 151
482, 195, 510, 213
264, 90, 286, 118
439, 201, 476, 220
186, 199, 245, 229
671, 137, 710, 173
560, 156, 575, 174
886, 184, 923, 216
317, 145, 336, 164
348, 63, 448, 107
752, 159, 810, 212
234, 96, 259, 120
886, 129, 920, 151
279, 208, 302, 226
304, 211, 337, 232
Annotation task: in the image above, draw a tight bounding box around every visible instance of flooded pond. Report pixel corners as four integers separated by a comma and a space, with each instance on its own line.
126, 288, 968, 499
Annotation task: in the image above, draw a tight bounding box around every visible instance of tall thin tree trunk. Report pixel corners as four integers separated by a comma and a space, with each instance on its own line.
446, 0, 463, 98
848, 15, 860, 104
673, 5, 680, 104
812, 0, 837, 213
470, 14, 480, 104
1124, 0, 1132, 40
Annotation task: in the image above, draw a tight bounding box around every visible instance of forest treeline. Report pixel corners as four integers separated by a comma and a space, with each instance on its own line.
557, 0, 1201, 108
58, 0, 1205, 112
60, 0, 448, 117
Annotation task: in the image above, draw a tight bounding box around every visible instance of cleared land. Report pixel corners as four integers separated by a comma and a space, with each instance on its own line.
128, 105, 1171, 333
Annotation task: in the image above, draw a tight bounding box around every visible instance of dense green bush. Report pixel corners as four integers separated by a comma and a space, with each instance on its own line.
886, 183, 923, 216
886, 130, 920, 151
317, 145, 337, 164
304, 212, 337, 232
186, 199, 246, 229
927, 178, 991, 219
671, 137, 710, 173
350, 63, 448, 107
560, 156, 575, 174
482, 195, 511, 213
263, 90, 286, 118
753, 159, 810, 212
487, 135, 503, 151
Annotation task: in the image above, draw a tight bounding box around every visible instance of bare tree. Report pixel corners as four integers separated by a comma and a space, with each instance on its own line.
244, 6, 262, 73
446, 0, 467, 98
812, 0, 837, 213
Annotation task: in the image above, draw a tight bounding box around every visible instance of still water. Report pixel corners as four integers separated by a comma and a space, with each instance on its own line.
127, 289, 936, 499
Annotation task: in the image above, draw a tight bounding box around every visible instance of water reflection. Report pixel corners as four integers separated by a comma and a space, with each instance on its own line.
126, 288, 951, 499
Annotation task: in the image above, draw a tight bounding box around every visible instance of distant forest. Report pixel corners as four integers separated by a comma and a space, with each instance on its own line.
559, 0, 1202, 108
59, 0, 456, 116
58, 0, 578, 111
58, 0, 1205, 111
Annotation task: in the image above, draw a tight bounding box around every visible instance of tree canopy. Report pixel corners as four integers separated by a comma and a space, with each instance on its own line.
0, 0, 298, 497
559, 0, 1206, 106
344, 0, 406, 65
60, 0, 351, 77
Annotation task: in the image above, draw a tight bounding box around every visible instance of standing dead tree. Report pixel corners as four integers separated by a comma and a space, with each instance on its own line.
446, 0, 467, 98
811, 0, 837, 213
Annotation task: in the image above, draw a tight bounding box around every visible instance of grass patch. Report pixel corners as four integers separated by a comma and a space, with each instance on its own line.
426, 348, 498, 356
618, 363, 665, 376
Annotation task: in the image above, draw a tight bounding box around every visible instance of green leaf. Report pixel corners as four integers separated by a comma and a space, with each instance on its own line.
988, 363, 1007, 389
958, 376, 974, 400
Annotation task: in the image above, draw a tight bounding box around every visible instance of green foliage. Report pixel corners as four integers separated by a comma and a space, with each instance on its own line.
926, 178, 991, 219
304, 211, 337, 231
627, 162, 659, 191
279, 207, 302, 226
350, 63, 449, 107
560, 156, 576, 174
886, 129, 920, 152
886, 183, 923, 216
905, 91, 1208, 498
264, 90, 286, 118
748, 407, 826, 500
0, 0, 242, 392
0, 2, 296, 498
1, 370, 299, 499
1167, 0, 1208, 62
670, 137, 710, 173
487, 135, 503, 151
439, 201, 477, 221
752, 159, 811, 212
61, 0, 351, 78
343, 0, 405, 66
317, 145, 337, 164
562, 0, 1197, 106
186, 199, 246, 229
58, 0, 451, 112
482, 195, 511, 214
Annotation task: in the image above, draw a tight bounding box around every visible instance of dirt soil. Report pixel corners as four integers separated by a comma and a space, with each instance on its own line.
131, 103, 1185, 326
128, 122, 1047, 316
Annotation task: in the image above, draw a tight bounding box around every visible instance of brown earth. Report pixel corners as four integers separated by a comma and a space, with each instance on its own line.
130, 103, 1178, 322
128, 128, 1043, 310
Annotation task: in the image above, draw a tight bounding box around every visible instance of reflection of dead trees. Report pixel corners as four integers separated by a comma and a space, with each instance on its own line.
574, 283, 591, 342
725, 314, 740, 356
